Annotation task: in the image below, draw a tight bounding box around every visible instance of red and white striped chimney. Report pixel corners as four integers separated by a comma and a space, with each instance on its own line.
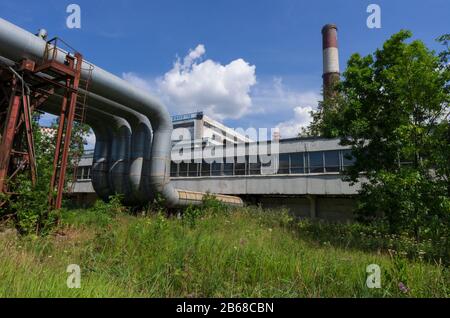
322, 24, 340, 99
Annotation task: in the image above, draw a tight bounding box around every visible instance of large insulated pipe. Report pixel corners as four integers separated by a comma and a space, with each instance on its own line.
88, 113, 123, 201
42, 94, 152, 206
0, 18, 243, 207
58, 91, 153, 205
41, 98, 129, 201
85, 110, 130, 201
322, 24, 340, 100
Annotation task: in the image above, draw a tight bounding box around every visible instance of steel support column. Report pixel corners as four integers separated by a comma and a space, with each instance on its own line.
0, 80, 20, 193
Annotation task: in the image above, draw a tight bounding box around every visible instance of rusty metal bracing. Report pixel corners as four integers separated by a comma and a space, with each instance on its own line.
45, 50, 84, 209
0, 72, 37, 195
0, 35, 88, 211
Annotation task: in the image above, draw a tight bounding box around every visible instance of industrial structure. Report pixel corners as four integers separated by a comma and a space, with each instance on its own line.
322, 24, 340, 99
0, 17, 359, 219
72, 136, 358, 219
0, 33, 92, 209
171, 111, 252, 147
0, 18, 243, 209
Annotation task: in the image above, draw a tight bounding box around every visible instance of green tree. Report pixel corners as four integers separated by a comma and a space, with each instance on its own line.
309, 30, 450, 237
1, 112, 90, 234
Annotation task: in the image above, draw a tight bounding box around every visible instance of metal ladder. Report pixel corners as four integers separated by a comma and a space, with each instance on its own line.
69, 64, 94, 193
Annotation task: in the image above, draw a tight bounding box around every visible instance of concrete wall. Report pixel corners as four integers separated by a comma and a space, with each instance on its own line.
171, 174, 360, 196
316, 197, 355, 221
258, 196, 355, 221
259, 196, 311, 218
70, 176, 359, 221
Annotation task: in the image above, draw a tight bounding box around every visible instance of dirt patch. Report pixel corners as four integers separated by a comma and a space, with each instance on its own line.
53, 226, 94, 247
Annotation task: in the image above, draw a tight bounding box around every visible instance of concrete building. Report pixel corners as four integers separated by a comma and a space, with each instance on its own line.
71, 136, 360, 220
171, 111, 252, 147
68, 22, 359, 220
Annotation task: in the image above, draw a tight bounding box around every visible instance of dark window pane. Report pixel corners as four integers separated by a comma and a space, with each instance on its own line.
76, 168, 83, 180
235, 160, 246, 175
223, 163, 234, 176
201, 161, 211, 176
179, 162, 188, 177
278, 153, 290, 174
290, 153, 304, 174
324, 150, 340, 172
249, 162, 261, 175
170, 162, 178, 177
342, 150, 356, 167
211, 162, 222, 176
309, 152, 324, 173
188, 163, 198, 177
86, 168, 91, 179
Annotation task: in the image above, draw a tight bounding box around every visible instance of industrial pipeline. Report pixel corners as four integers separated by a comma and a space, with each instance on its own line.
0, 18, 243, 208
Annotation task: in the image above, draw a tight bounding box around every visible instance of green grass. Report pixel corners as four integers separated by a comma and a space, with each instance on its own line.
0, 204, 448, 298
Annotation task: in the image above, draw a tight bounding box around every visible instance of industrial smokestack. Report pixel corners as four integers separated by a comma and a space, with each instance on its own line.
322, 24, 340, 99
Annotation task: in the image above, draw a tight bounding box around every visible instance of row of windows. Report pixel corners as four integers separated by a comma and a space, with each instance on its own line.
74, 150, 355, 180
76, 167, 92, 180
170, 150, 355, 177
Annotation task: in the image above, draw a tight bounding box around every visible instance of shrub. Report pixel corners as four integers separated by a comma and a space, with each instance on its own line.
295, 219, 449, 265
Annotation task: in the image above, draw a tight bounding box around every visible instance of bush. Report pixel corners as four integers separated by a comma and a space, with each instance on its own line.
181, 194, 230, 227
0, 114, 90, 235
295, 219, 449, 265
92, 194, 127, 216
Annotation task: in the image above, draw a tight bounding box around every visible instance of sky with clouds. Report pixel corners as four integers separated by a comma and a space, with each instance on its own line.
1, 0, 449, 144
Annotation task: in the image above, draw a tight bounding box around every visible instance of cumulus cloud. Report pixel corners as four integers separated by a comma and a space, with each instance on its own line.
251, 77, 320, 137
276, 106, 314, 138
122, 72, 155, 92
122, 46, 320, 136
124, 44, 256, 121
84, 131, 96, 150
158, 44, 257, 120
182, 44, 206, 68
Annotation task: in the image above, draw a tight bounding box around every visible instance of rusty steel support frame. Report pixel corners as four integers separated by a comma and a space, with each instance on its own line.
0, 46, 84, 211
48, 52, 83, 209
0, 80, 21, 192
0, 75, 37, 194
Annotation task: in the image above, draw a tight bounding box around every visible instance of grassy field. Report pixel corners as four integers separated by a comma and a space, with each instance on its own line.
0, 201, 448, 298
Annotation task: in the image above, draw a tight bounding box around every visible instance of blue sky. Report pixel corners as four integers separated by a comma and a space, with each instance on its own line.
1, 0, 449, 139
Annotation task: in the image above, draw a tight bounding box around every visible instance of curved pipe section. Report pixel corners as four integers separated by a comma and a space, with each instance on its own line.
45, 90, 153, 205
41, 99, 130, 201
87, 110, 130, 201
79, 92, 154, 204
0, 18, 243, 208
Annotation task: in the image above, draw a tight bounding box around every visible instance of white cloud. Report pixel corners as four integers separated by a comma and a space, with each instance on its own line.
124, 44, 256, 121
122, 72, 155, 92
276, 106, 314, 138
122, 46, 321, 136
84, 130, 96, 150
252, 77, 320, 137
182, 44, 206, 68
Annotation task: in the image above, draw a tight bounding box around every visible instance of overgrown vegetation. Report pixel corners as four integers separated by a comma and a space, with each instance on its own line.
0, 200, 448, 297
0, 30, 449, 298
0, 114, 89, 234
308, 30, 450, 247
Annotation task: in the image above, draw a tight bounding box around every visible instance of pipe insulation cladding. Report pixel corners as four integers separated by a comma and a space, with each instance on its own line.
0, 18, 243, 208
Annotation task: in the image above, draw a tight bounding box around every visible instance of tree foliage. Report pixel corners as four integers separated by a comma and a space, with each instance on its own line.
1, 113, 90, 235
309, 30, 450, 238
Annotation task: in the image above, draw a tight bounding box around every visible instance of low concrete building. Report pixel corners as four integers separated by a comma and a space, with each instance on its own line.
71, 136, 361, 221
